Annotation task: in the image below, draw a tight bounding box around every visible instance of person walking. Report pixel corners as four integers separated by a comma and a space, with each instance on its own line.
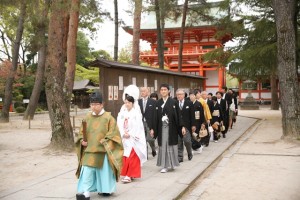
211, 96, 223, 142
189, 91, 206, 153
216, 91, 227, 138
221, 86, 232, 134
176, 88, 196, 162
138, 87, 157, 158
195, 89, 212, 146
117, 85, 147, 183
155, 83, 181, 173
75, 91, 124, 200
228, 89, 238, 129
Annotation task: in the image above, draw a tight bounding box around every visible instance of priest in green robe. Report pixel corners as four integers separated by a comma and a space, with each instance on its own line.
75, 91, 123, 200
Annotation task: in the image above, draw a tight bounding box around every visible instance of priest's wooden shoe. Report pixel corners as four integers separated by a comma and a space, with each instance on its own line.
76, 193, 90, 200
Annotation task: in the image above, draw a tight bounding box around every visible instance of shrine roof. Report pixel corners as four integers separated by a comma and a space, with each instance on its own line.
73, 79, 98, 90
86, 59, 205, 79
123, 1, 227, 31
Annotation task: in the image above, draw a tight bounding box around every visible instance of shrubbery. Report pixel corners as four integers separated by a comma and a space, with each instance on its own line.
15, 106, 26, 113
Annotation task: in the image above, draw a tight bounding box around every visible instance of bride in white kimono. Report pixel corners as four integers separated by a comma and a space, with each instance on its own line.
117, 85, 147, 183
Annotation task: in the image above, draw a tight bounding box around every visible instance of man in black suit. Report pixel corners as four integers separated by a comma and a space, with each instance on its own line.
155, 83, 181, 173
176, 88, 196, 162
221, 86, 232, 134
138, 87, 157, 158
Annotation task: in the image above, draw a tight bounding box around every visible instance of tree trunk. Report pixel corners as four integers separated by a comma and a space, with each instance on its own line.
132, 0, 142, 65
24, 0, 49, 120
270, 71, 279, 110
272, 0, 300, 139
65, 0, 80, 111
155, 0, 164, 69
45, 0, 74, 151
0, 1, 26, 123
178, 0, 188, 72
114, 0, 118, 61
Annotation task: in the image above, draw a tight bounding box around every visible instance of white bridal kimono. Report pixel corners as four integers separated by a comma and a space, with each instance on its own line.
117, 104, 147, 165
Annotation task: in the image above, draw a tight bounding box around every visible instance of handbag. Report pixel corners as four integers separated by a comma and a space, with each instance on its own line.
192, 132, 199, 141
212, 122, 219, 131
220, 122, 225, 132
208, 124, 214, 134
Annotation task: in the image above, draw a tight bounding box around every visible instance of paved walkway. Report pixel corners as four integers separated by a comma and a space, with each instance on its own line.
0, 114, 257, 200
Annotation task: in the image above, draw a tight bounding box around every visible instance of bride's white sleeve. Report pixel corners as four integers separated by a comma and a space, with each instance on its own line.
117, 107, 125, 137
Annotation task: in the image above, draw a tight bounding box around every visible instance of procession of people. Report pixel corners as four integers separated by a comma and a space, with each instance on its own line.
75, 84, 238, 200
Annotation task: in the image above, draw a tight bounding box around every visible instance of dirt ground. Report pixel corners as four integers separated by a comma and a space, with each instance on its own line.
0, 113, 83, 192
180, 108, 300, 200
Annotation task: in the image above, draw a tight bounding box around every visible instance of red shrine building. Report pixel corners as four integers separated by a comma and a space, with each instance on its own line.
124, 2, 231, 94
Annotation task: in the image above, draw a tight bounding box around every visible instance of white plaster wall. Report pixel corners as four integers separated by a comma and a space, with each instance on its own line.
261, 92, 272, 99
205, 87, 219, 95
206, 70, 219, 86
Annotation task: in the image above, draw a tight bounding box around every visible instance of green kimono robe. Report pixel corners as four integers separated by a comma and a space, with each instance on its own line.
75, 111, 124, 181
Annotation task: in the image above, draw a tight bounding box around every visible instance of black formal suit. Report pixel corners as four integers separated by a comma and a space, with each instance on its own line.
138, 97, 157, 133
155, 97, 182, 146
217, 98, 226, 121
232, 95, 238, 110
138, 97, 157, 156
222, 92, 232, 133
178, 99, 196, 134
177, 99, 195, 161
206, 99, 214, 115
223, 92, 233, 107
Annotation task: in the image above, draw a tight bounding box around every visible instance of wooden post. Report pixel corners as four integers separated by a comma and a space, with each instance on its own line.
73, 116, 75, 131
28, 117, 31, 129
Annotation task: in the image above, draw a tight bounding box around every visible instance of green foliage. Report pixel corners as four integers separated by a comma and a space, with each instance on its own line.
36, 107, 44, 112
14, 101, 23, 108
75, 64, 99, 84
76, 31, 113, 65
90, 50, 112, 60
15, 106, 25, 113
13, 92, 23, 102
202, 0, 286, 81
76, 31, 91, 65
118, 42, 132, 63
79, 0, 111, 37
17, 75, 36, 99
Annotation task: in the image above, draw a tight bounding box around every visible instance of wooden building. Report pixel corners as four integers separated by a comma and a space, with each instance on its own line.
123, 1, 231, 95
87, 59, 204, 117
73, 79, 98, 108
228, 64, 279, 103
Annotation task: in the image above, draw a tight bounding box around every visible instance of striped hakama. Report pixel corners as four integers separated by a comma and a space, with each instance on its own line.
156, 122, 180, 169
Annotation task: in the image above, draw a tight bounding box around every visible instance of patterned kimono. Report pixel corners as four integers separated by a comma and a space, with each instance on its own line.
211, 102, 223, 141
75, 111, 123, 194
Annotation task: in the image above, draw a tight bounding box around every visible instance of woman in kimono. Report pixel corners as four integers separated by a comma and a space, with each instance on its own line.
117, 85, 147, 183
211, 96, 223, 142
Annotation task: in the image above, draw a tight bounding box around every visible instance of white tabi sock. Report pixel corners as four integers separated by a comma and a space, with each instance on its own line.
83, 191, 90, 197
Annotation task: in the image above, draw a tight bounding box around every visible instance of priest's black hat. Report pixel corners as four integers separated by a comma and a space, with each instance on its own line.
90, 91, 103, 103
